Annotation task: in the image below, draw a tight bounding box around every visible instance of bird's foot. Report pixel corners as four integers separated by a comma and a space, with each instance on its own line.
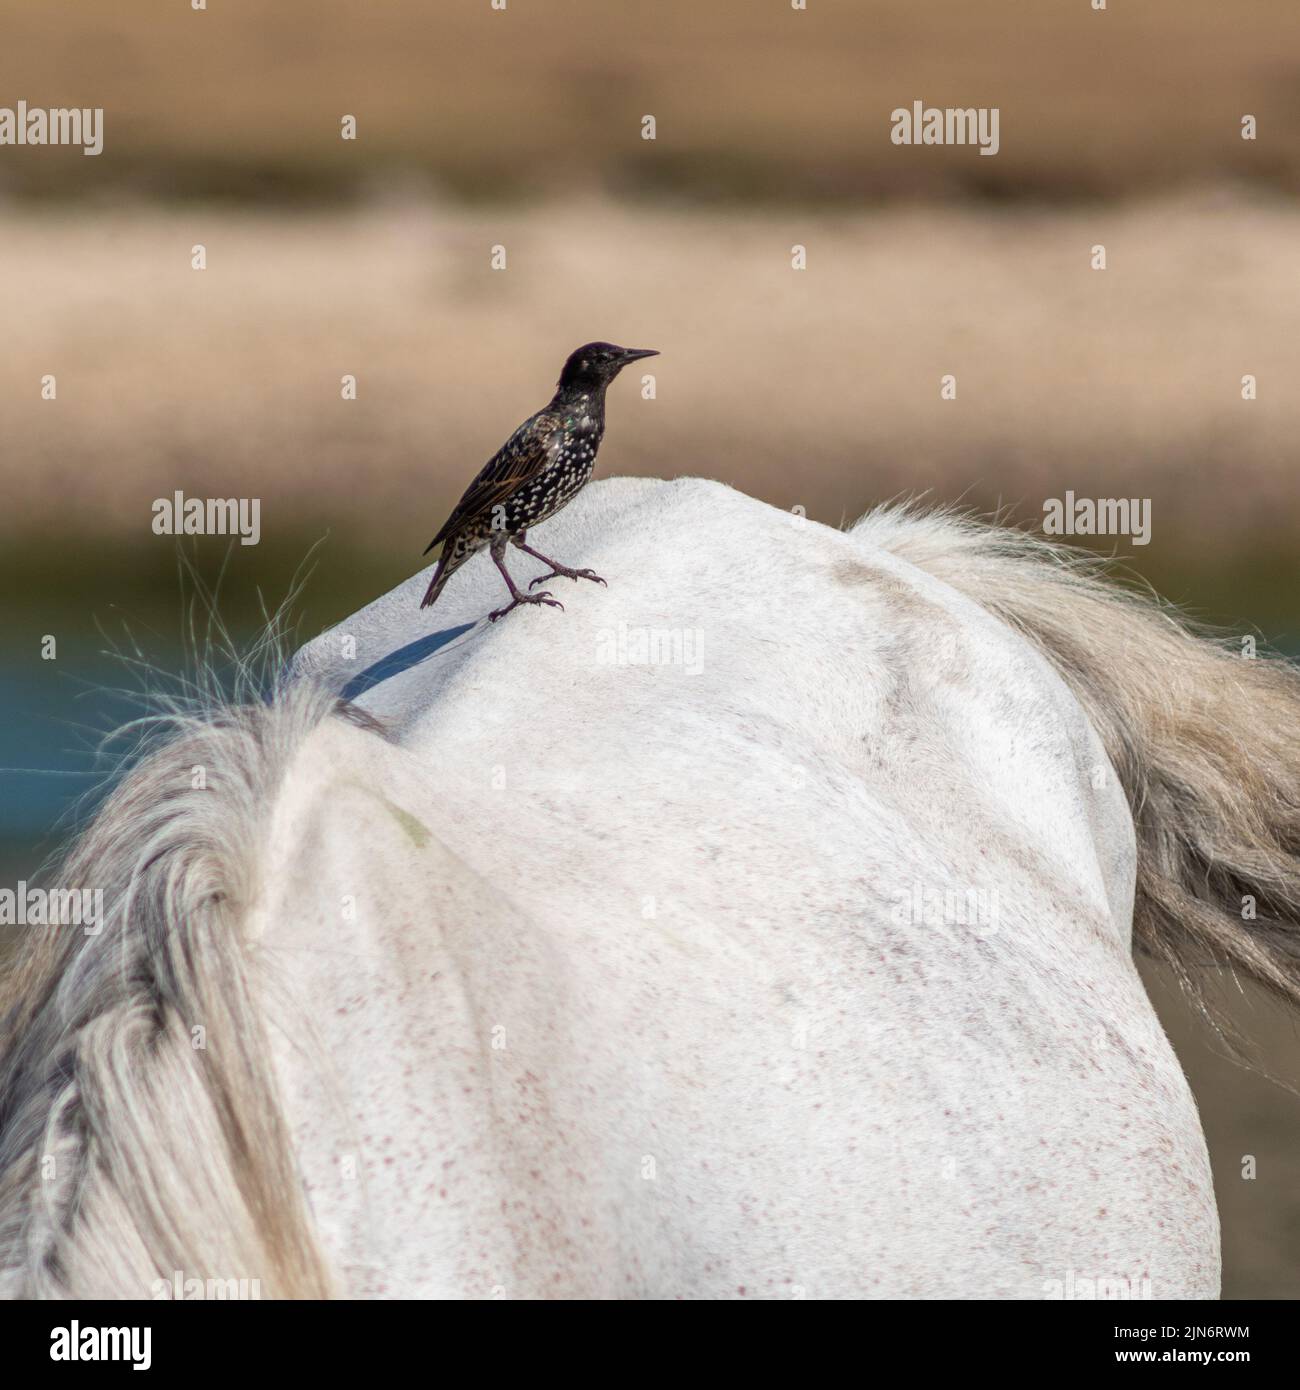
528, 565, 607, 590
488, 591, 565, 623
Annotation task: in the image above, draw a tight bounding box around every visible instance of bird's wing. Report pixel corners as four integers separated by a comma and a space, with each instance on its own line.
423, 410, 562, 554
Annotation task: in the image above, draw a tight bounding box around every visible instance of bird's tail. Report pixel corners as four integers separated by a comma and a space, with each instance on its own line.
420, 551, 456, 609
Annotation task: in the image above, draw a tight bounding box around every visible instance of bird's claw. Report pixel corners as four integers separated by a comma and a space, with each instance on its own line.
488, 591, 565, 623
529, 568, 607, 590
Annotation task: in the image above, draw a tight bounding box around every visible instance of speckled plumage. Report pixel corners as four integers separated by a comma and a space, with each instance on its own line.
420, 341, 657, 621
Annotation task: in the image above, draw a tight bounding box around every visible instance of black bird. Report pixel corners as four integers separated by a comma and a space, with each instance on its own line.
420, 341, 658, 622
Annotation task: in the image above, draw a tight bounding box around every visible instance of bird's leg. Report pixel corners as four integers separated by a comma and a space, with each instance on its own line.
488, 534, 564, 622
512, 537, 607, 591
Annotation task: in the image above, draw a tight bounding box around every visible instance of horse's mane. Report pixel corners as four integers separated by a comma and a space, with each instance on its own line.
0, 641, 380, 1296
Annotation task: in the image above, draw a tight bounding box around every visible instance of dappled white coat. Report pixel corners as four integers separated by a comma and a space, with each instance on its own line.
275, 476, 1218, 1299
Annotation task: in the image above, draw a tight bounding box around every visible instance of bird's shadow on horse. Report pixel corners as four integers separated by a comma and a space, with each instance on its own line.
337, 621, 478, 702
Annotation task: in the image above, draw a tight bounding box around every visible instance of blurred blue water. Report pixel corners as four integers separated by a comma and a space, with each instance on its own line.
0, 649, 171, 864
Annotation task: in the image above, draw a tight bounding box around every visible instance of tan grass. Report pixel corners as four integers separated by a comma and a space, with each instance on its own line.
0, 190, 1295, 554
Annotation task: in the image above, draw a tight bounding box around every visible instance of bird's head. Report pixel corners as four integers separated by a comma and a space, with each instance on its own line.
557, 341, 659, 393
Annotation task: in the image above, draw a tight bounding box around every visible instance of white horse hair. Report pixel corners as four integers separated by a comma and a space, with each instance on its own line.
2, 476, 1298, 1299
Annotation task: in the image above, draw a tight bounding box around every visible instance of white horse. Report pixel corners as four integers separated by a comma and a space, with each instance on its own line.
3, 476, 1299, 1299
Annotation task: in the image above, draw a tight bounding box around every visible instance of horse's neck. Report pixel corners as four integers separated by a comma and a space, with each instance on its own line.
262, 720, 552, 1296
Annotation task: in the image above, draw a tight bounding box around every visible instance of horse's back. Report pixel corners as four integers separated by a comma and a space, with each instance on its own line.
276, 477, 1218, 1297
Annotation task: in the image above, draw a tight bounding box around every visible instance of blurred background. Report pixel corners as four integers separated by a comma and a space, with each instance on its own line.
0, 0, 1297, 1296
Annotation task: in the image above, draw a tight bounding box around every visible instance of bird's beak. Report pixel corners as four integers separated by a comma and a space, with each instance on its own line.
621, 348, 659, 362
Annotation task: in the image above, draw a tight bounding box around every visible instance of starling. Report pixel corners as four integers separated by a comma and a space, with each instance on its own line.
420, 341, 658, 622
